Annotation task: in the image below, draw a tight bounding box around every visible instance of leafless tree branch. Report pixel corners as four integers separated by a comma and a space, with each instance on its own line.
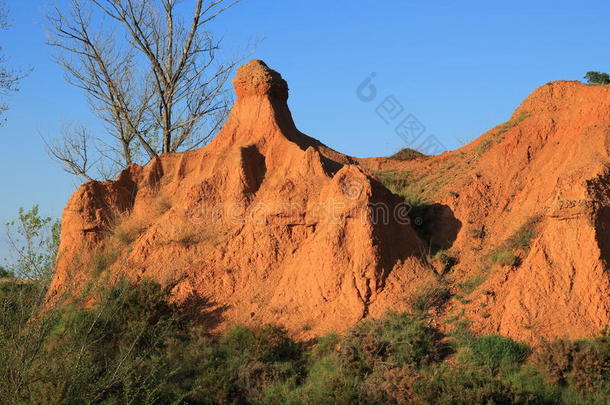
0, 1, 29, 123
46, 0, 243, 180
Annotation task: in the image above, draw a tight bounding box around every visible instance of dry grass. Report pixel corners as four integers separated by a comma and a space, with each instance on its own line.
410, 282, 451, 313
160, 222, 219, 247
154, 197, 172, 215
112, 215, 149, 246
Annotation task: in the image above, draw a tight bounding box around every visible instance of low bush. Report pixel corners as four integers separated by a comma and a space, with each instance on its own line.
0, 265, 14, 278
476, 111, 530, 156
10, 271, 601, 401
414, 364, 547, 405
0, 275, 609, 404
459, 335, 530, 374
389, 148, 425, 161
506, 215, 542, 250
535, 337, 610, 394
340, 311, 444, 373
458, 266, 490, 295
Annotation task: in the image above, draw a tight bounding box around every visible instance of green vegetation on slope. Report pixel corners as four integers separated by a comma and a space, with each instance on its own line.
488, 214, 543, 267
478, 111, 530, 155
374, 169, 444, 250
389, 148, 426, 161
2, 276, 610, 404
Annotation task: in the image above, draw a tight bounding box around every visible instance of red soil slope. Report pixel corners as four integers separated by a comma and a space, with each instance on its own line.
360, 81, 610, 342
49, 61, 610, 342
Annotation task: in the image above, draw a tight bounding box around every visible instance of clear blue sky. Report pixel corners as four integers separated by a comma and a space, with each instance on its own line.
1, 0, 609, 257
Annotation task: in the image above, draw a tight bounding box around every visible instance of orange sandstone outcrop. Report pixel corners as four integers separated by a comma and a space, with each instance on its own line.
49, 60, 435, 337
360, 81, 610, 342
50, 60, 610, 342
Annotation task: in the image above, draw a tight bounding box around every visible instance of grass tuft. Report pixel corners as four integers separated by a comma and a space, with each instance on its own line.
411, 283, 452, 314
154, 197, 172, 215
489, 249, 518, 266
488, 214, 542, 267
477, 111, 530, 156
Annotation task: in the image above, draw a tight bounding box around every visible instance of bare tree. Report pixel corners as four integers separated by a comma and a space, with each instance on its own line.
47, 0, 241, 181
45, 123, 97, 181
0, 1, 28, 123
47, 1, 155, 178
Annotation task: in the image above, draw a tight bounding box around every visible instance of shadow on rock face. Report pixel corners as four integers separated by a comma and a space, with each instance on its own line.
241, 145, 267, 194
413, 203, 462, 254
595, 205, 610, 268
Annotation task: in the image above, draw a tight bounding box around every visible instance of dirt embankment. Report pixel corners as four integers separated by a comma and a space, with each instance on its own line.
50, 61, 610, 343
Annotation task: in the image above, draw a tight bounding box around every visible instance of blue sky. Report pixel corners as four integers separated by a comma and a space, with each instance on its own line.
1, 0, 609, 257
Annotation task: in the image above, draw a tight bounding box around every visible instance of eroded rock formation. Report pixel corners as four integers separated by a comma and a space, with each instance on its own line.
360, 81, 610, 342
49, 60, 434, 337
50, 61, 610, 342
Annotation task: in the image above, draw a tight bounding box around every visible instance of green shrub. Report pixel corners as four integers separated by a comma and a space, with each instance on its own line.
0, 278, 185, 404
4, 205, 60, 281
360, 364, 419, 404
0, 266, 14, 278
584, 71, 610, 85
114, 226, 142, 245
389, 148, 425, 161
89, 247, 120, 275
340, 311, 443, 374
535, 338, 610, 394
374, 170, 408, 194
478, 138, 494, 154
496, 111, 529, 139
207, 324, 305, 403
477, 111, 530, 156
414, 364, 546, 405
534, 339, 574, 385
1, 250, 609, 405
504, 365, 563, 404
459, 335, 530, 374
222, 324, 304, 364
162, 329, 237, 403
0, 279, 41, 340
374, 170, 432, 211
282, 355, 360, 404
311, 333, 340, 360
